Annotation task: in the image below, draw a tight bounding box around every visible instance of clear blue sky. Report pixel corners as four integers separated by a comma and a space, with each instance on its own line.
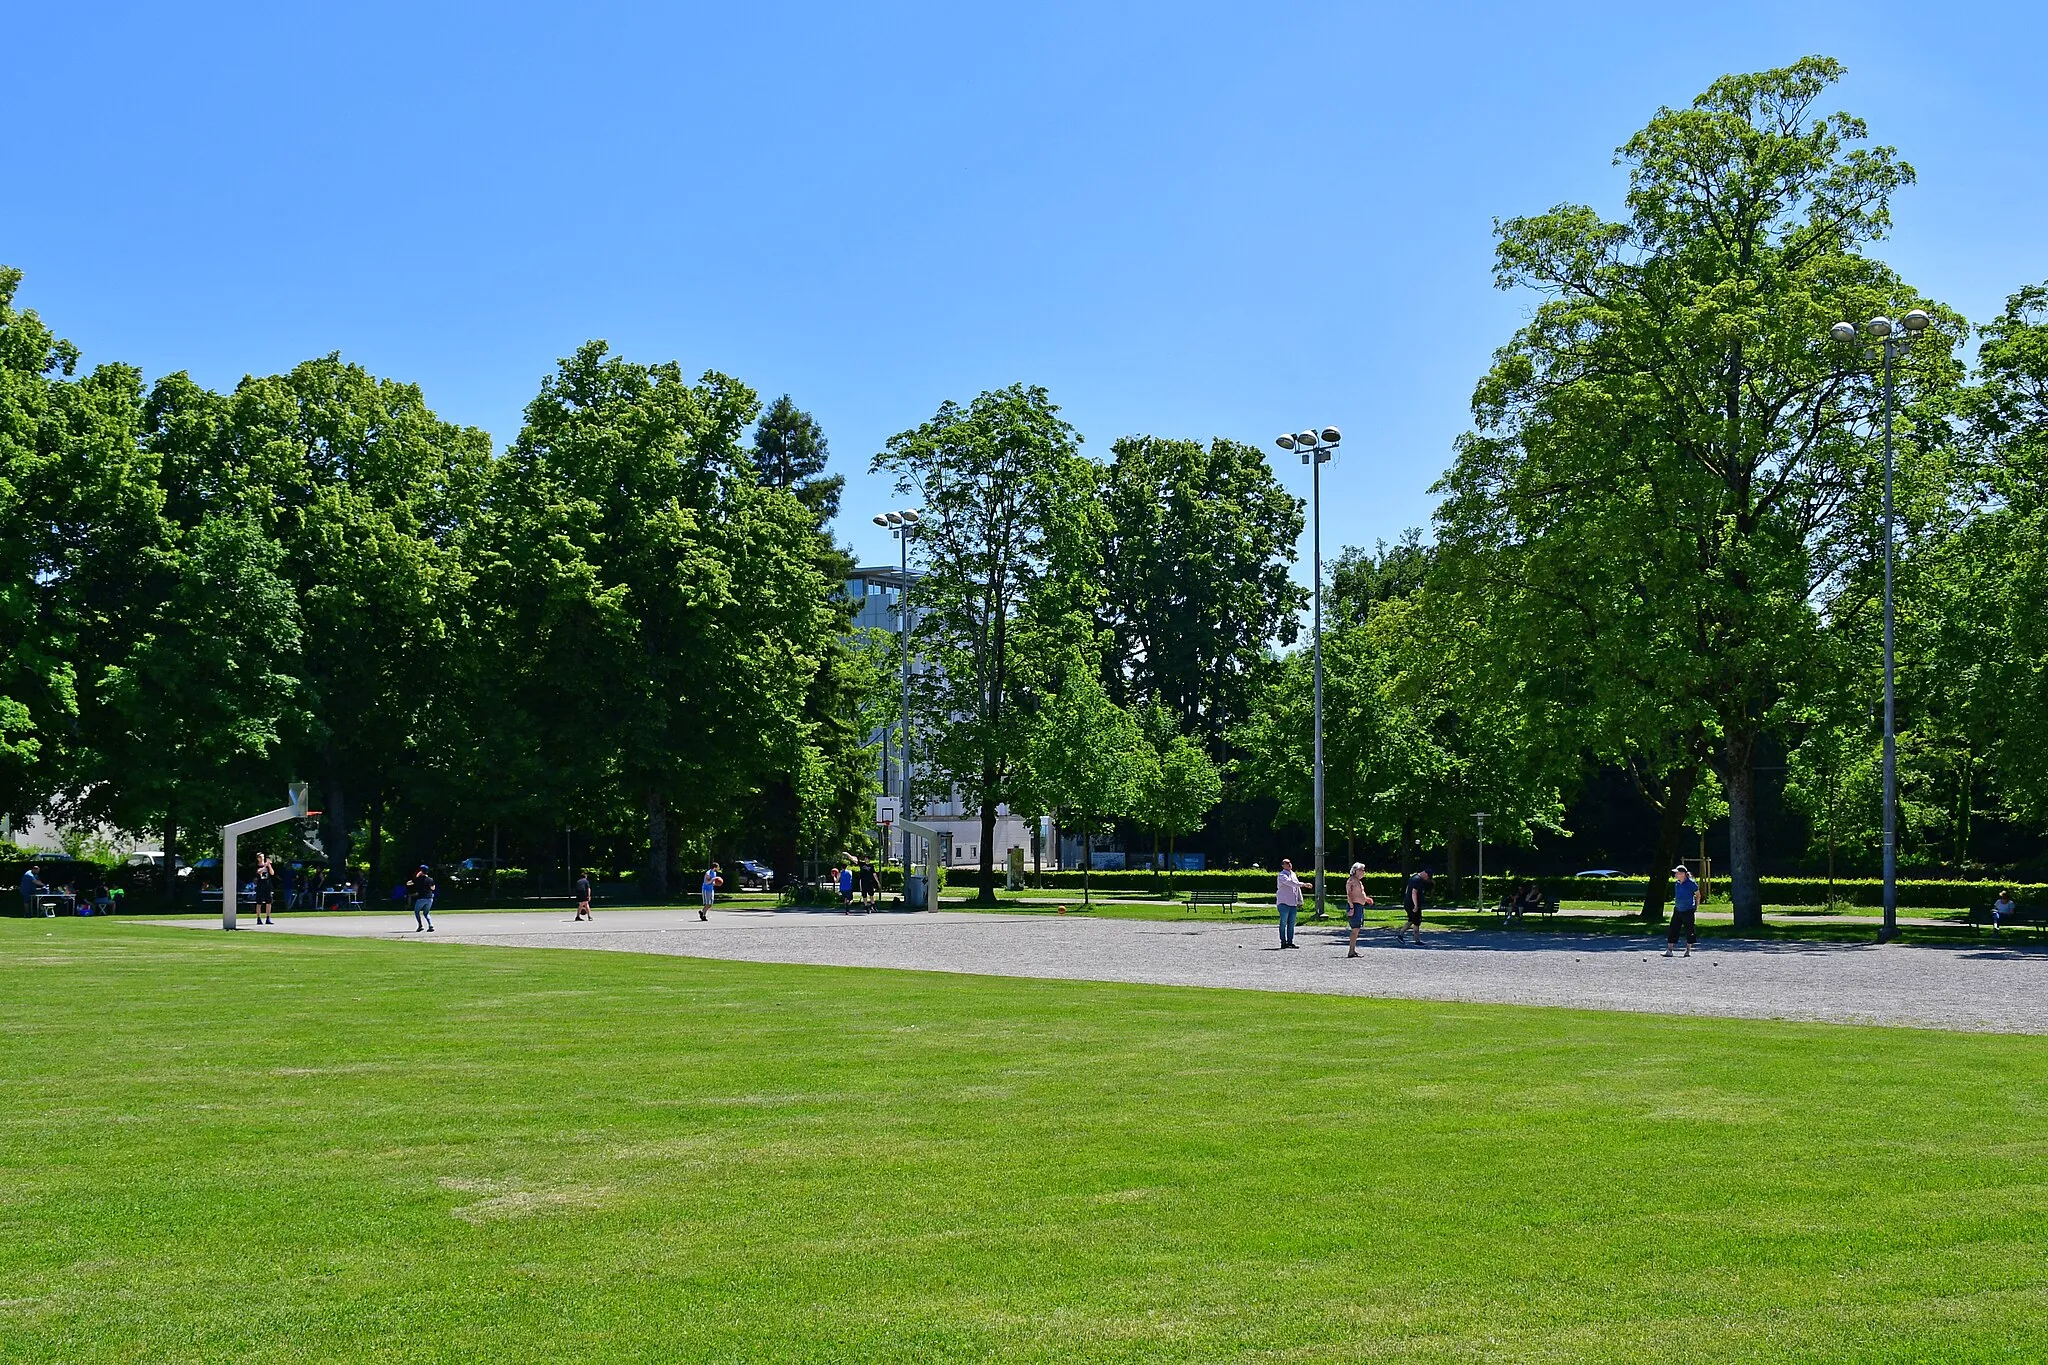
8, 2, 2042, 571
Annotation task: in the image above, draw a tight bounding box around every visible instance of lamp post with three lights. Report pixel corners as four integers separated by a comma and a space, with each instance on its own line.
1826, 308, 1931, 942
1275, 426, 1341, 922
873, 509, 921, 890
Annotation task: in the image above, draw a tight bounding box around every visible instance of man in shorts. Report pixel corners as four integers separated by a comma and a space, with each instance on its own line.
837, 862, 855, 913
1396, 868, 1431, 945
1344, 862, 1375, 957
574, 871, 593, 921
855, 857, 879, 913
408, 864, 436, 933
1665, 865, 1698, 957
700, 862, 722, 921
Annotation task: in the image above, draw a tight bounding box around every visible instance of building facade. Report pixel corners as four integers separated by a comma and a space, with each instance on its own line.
846, 564, 1035, 875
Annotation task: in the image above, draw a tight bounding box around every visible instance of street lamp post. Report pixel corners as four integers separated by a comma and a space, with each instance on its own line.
1475, 811, 1488, 913
1828, 308, 1931, 943
1276, 426, 1341, 922
873, 509, 922, 902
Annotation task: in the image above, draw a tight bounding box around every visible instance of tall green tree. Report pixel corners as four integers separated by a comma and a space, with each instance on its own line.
89, 513, 304, 881
1026, 664, 1150, 907
752, 394, 843, 524
0, 269, 152, 822
1132, 704, 1223, 891
873, 383, 1098, 903
1436, 57, 1960, 926
484, 342, 832, 895
1093, 435, 1305, 748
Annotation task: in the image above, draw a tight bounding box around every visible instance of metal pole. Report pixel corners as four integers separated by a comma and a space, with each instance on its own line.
1476, 812, 1486, 912
1880, 338, 1898, 942
1311, 446, 1327, 922
899, 528, 914, 901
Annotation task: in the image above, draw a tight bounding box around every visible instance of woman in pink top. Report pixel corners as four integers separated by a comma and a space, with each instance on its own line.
1275, 859, 1306, 948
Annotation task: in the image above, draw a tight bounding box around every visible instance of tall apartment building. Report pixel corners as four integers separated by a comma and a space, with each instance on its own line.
846, 565, 1036, 874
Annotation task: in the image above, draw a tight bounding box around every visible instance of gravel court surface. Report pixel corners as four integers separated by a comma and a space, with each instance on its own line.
156, 907, 2048, 1034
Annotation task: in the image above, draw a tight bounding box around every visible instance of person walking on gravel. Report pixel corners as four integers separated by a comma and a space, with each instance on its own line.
408, 864, 436, 932
1396, 868, 1431, 945
574, 871, 593, 921
1275, 859, 1306, 949
700, 862, 723, 920
1665, 865, 1699, 957
1344, 862, 1375, 957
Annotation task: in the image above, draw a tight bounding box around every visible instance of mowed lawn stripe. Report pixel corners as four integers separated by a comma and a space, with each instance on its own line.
3, 920, 2047, 1362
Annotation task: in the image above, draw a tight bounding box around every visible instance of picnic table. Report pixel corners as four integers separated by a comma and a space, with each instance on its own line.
319, 888, 362, 911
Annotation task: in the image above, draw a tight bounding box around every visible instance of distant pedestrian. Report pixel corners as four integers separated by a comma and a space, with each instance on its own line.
408, 864, 436, 932
1344, 862, 1375, 957
1396, 868, 1431, 945
1665, 865, 1698, 957
574, 871, 593, 921
700, 862, 723, 920
836, 863, 855, 913
253, 853, 276, 925
19, 864, 41, 917
855, 858, 879, 913
1275, 859, 1306, 948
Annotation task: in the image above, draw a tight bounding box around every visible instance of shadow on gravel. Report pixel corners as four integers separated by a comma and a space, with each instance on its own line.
1299, 928, 1891, 957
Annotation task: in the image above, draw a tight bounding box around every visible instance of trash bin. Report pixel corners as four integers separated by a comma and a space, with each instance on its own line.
905, 874, 928, 910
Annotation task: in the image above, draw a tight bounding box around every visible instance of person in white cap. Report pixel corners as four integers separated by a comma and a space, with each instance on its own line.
1344, 862, 1375, 957
1665, 865, 1698, 957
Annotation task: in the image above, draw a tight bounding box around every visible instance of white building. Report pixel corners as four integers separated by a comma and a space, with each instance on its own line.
846, 564, 1035, 875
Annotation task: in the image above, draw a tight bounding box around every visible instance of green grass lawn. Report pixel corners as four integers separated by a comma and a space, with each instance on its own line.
6, 920, 2048, 1361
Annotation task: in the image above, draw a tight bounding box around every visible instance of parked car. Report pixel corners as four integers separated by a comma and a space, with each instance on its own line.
735, 859, 776, 891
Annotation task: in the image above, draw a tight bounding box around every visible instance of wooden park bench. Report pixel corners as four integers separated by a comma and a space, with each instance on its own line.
1497, 894, 1559, 927
1965, 902, 2048, 937
1187, 888, 1240, 913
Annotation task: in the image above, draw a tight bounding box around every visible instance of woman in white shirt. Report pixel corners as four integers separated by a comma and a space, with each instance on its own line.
1275, 859, 1306, 949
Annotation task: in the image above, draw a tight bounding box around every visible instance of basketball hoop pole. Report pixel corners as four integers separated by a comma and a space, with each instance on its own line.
221, 782, 311, 930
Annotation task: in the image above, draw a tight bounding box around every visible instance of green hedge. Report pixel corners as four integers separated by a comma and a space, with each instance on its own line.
1002, 868, 2038, 909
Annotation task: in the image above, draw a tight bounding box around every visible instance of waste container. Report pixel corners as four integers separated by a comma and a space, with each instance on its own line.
905, 874, 929, 910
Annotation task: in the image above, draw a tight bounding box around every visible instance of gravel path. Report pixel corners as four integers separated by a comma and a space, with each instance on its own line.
164, 908, 2048, 1034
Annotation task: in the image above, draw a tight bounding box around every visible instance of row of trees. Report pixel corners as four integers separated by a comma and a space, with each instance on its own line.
1, 301, 873, 897
880, 58, 2048, 923
9, 58, 2048, 922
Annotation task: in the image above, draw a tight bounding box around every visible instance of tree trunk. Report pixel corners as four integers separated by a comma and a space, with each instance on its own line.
1639, 763, 1698, 924
367, 791, 385, 904
1399, 817, 1415, 878
646, 791, 671, 899
1082, 828, 1092, 908
162, 810, 179, 907
1724, 733, 1764, 930
1446, 826, 1463, 907
764, 775, 801, 898
321, 777, 349, 888
976, 793, 999, 905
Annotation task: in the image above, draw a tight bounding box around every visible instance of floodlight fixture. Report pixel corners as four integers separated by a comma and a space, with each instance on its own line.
1866, 316, 1893, 338
1275, 434, 1297, 451
900, 509, 921, 524
1830, 322, 1859, 343
1296, 430, 1319, 449
1901, 309, 1932, 333
1320, 426, 1342, 446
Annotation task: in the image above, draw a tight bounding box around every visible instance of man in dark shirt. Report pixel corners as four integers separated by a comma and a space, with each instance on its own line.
1397, 869, 1431, 946
19, 864, 41, 918
408, 864, 436, 933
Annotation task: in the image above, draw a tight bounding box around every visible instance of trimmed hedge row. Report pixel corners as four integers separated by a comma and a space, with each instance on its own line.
1004, 867, 2039, 908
